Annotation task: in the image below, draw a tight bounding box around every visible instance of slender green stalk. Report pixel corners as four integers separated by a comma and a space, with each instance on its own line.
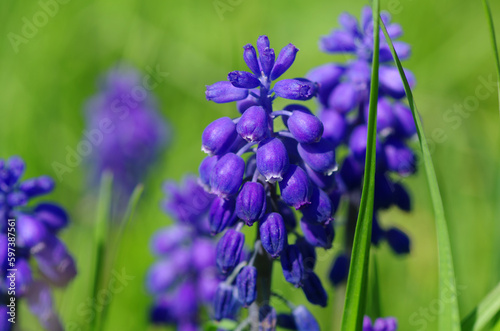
340, 0, 380, 329
462, 282, 500, 331
481, 0, 500, 116
367, 251, 382, 319
381, 19, 461, 331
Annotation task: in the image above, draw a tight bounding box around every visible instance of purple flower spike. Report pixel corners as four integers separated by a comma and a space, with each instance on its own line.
209, 197, 237, 235
259, 305, 277, 331
280, 244, 305, 287
300, 187, 333, 225
271, 43, 299, 80
236, 106, 269, 143
279, 165, 311, 209
292, 305, 320, 331
386, 227, 410, 254
216, 229, 245, 274
288, 109, 324, 144
274, 79, 317, 100
298, 139, 337, 175
257, 138, 289, 183
17, 214, 47, 249
301, 272, 328, 307
328, 82, 358, 112
201, 117, 237, 156
228, 71, 261, 89
235, 182, 267, 226
213, 283, 239, 321
236, 266, 257, 307
199, 155, 219, 190
243, 44, 261, 76
34, 203, 68, 233
210, 153, 245, 199
384, 137, 416, 176
319, 110, 347, 147
150, 226, 191, 256
260, 213, 287, 258
306, 64, 344, 105
206, 81, 249, 103
300, 220, 334, 249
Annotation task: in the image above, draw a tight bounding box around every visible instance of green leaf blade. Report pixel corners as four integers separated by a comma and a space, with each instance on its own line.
380, 19, 461, 331
340, 0, 380, 329
462, 282, 500, 331
482, 0, 500, 116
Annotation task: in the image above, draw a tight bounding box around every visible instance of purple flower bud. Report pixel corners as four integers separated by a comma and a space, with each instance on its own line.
346, 60, 371, 85
34, 203, 68, 233
19, 176, 55, 198
201, 117, 237, 156
298, 139, 337, 175
379, 66, 415, 99
236, 266, 257, 307
320, 30, 357, 53
209, 197, 237, 235
349, 125, 384, 164
319, 110, 347, 147
384, 137, 416, 176
257, 35, 270, 54
270, 43, 299, 80
292, 305, 320, 331
236, 106, 270, 143
150, 226, 191, 256
373, 317, 398, 331
7, 191, 27, 207
228, 71, 261, 89
243, 44, 261, 76
213, 283, 241, 321
279, 165, 311, 209
259, 305, 277, 331
296, 237, 317, 272
259, 47, 275, 78
199, 155, 219, 190
288, 109, 324, 144
304, 164, 336, 191
277, 314, 297, 330
206, 81, 249, 103
210, 153, 245, 199
300, 187, 333, 225
146, 249, 191, 293
339, 12, 360, 35
33, 234, 77, 287
363, 98, 396, 134
198, 271, 220, 303
257, 138, 289, 183
328, 82, 358, 113
280, 244, 305, 287
274, 79, 317, 101
393, 102, 416, 138
216, 229, 245, 274
17, 214, 47, 249
374, 174, 394, 210
169, 281, 199, 321
300, 220, 334, 249
372, 215, 384, 245
5, 156, 25, 186
364, 316, 374, 331
277, 200, 297, 231
236, 182, 267, 226
339, 155, 364, 191
306, 64, 344, 105
386, 228, 410, 254
302, 272, 328, 307
260, 213, 287, 258
393, 182, 411, 211
237, 89, 260, 113
13, 259, 32, 296
329, 253, 350, 286
25, 281, 63, 331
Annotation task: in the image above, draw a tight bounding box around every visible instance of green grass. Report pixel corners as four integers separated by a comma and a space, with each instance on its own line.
0, 0, 499, 330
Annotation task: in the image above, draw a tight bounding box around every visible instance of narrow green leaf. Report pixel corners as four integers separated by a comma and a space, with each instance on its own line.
340, 0, 380, 329
462, 282, 500, 331
481, 0, 500, 114
380, 19, 461, 331
91, 172, 113, 331
97, 184, 144, 330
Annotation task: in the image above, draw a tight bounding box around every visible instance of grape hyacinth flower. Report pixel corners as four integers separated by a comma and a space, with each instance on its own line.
363, 316, 398, 331
0, 156, 77, 330
147, 175, 228, 328
85, 65, 170, 210
306, 7, 417, 286
201, 35, 331, 328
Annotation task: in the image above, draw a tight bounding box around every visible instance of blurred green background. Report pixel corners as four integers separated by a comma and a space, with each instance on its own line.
1, 0, 499, 330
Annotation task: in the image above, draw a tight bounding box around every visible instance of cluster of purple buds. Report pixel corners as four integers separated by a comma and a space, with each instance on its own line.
202, 35, 335, 326
363, 316, 398, 331
306, 7, 417, 286
85, 66, 170, 205
146, 176, 227, 329
0, 156, 77, 330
